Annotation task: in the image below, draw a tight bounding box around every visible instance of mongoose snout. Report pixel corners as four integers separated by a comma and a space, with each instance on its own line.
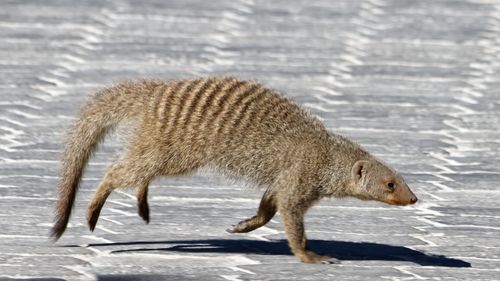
51, 77, 418, 264
385, 186, 418, 206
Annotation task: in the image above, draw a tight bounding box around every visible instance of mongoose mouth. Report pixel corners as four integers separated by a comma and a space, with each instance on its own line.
384, 196, 418, 206
383, 186, 418, 206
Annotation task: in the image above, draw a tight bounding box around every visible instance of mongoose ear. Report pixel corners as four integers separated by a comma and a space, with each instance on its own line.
351, 160, 369, 183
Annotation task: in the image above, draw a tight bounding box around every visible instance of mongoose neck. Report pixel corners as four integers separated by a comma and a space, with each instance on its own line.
319, 133, 372, 197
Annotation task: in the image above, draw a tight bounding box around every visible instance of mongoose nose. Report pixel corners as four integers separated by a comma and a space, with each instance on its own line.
410, 197, 418, 204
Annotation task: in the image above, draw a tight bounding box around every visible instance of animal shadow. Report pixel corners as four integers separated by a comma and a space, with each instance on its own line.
86, 239, 471, 267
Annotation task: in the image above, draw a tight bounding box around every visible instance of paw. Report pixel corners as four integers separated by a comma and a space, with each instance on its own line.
299, 251, 340, 264
86, 206, 102, 232
226, 223, 247, 233
320, 257, 340, 264
226, 226, 237, 233
226, 218, 255, 233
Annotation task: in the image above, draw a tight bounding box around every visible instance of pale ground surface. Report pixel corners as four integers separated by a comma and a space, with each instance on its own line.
1, 0, 500, 280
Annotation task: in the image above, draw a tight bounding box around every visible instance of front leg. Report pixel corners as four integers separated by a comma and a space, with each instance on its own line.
280, 208, 337, 264
278, 192, 340, 264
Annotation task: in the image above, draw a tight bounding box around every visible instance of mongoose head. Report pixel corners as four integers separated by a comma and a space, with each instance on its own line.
349, 159, 418, 206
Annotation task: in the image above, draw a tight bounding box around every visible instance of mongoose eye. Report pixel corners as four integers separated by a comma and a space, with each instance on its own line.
387, 182, 395, 189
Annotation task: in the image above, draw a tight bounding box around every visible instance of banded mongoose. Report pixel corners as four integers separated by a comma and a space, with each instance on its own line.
51, 77, 418, 264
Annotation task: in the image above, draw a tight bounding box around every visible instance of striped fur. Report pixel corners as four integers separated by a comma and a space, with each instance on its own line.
51, 77, 417, 264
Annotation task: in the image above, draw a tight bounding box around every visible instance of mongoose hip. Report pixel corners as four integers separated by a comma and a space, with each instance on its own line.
51, 77, 417, 264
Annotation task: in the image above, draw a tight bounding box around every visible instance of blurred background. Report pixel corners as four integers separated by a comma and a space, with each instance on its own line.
1, 0, 499, 280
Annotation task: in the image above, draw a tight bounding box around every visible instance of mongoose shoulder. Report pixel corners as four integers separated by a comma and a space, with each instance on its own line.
51, 77, 417, 264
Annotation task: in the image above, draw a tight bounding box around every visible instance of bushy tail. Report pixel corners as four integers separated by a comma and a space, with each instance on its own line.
50, 81, 158, 240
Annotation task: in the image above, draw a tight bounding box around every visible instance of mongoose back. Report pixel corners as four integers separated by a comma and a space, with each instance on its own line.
51, 77, 418, 264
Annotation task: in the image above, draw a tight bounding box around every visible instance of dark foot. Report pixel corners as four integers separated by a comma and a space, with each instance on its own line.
86, 205, 103, 232
138, 198, 150, 224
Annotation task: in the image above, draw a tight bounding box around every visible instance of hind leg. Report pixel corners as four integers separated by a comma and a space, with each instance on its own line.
93, 154, 199, 226
134, 151, 204, 224
227, 188, 277, 233
86, 168, 120, 231
87, 134, 204, 230
86, 158, 155, 231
